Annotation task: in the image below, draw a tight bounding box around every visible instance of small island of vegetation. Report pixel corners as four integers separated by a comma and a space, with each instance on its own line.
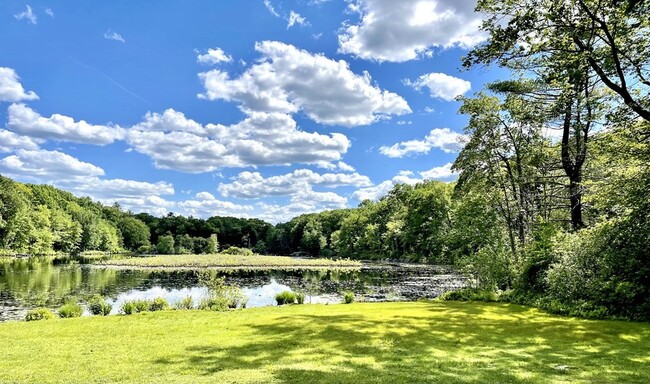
100, 253, 361, 270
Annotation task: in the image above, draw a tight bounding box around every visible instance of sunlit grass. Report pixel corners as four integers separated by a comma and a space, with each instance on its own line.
99, 253, 361, 270
1, 301, 648, 383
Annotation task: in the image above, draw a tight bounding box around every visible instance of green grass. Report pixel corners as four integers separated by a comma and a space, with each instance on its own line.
99, 254, 361, 270
1, 302, 648, 383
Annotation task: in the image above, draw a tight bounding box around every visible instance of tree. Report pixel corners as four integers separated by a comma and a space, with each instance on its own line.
466, 0, 650, 127
206, 234, 219, 254
117, 217, 150, 251
156, 235, 175, 255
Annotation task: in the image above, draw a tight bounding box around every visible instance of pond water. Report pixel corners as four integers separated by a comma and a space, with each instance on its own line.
0, 257, 468, 321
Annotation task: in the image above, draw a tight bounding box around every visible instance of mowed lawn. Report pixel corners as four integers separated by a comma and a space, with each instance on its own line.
1, 302, 649, 383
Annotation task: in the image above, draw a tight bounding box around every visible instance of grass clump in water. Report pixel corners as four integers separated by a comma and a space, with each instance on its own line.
24, 308, 54, 321
87, 295, 112, 316
275, 291, 296, 305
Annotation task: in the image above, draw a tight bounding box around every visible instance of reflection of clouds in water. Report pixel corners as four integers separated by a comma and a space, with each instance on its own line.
107, 279, 341, 314
108, 286, 207, 314
243, 279, 291, 307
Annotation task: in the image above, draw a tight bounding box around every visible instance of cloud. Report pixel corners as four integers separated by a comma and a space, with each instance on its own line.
379, 128, 466, 158
218, 169, 372, 199
14, 5, 37, 24
338, 0, 485, 62
6, 103, 125, 145
263, 0, 280, 17
104, 29, 125, 43
352, 170, 421, 201
196, 48, 233, 65
0, 149, 104, 180
352, 165, 456, 201
0, 129, 41, 153
405, 72, 471, 101
45, 8, 54, 18
198, 41, 410, 127
337, 161, 356, 172
419, 162, 456, 180
126, 109, 349, 172
0, 67, 39, 102
287, 11, 308, 28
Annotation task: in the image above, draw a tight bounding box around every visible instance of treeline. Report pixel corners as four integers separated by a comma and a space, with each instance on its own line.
0, 175, 271, 256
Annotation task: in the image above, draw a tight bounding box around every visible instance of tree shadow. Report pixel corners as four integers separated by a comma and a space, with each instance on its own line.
153, 303, 650, 383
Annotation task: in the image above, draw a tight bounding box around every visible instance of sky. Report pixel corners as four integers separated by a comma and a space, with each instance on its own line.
0, 0, 506, 223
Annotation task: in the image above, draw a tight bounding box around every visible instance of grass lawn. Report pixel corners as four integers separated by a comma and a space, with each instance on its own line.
99, 254, 361, 270
1, 302, 648, 383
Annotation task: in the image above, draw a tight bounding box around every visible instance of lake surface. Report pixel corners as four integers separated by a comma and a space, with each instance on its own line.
0, 257, 468, 321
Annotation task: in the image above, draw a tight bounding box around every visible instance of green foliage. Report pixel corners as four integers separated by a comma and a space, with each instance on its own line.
275, 291, 296, 305
343, 291, 354, 304
295, 292, 305, 305
58, 303, 83, 318
438, 288, 498, 303
199, 273, 247, 310
120, 301, 136, 315
121, 299, 152, 315
87, 294, 112, 316
221, 246, 253, 256
156, 235, 175, 255
149, 297, 169, 311
117, 217, 150, 251
24, 308, 55, 321
174, 296, 194, 310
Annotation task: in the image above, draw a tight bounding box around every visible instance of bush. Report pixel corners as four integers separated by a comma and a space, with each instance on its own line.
87, 294, 112, 316
58, 303, 83, 318
121, 299, 150, 315
438, 288, 498, 302
295, 292, 305, 305
275, 291, 297, 305
25, 308, 54, 321
175, 296, 194, 310
221, 246, 253, 256
198, 273, 247, 310
121, 301, 136, 315
149, 297, 169, 311
343, 291, 355, 304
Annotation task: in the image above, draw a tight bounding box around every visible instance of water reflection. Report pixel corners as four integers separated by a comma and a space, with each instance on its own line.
0, 257, 467, 321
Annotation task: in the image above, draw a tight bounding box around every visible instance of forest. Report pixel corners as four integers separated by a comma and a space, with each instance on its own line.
1, 0, 649, 321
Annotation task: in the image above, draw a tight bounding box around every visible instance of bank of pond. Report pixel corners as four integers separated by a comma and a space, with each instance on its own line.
0, 254, 466, 322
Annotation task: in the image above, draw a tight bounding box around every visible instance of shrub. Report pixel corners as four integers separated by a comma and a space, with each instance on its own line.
275, 291, 297, 305
343, 291, 355, 304
295, 292, 305, 305
121, 299, 150, 315
221, 246, 253, 256
87, 294, 112, 316
121, 301, 136, 315
438, 288, 498, 302
198, 273, 247, 310
149, 297, 169, 311
25, 308, 54, 321
58, 303, 83, 318
175, 296, 194, 310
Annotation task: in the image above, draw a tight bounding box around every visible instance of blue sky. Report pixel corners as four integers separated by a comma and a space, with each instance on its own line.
0, 0, 505, 223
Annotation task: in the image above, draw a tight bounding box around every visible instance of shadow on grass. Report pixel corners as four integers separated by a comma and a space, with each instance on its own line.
151, 303, 650, 383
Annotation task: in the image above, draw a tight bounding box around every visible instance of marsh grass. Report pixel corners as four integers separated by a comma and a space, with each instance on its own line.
99, 254, 360, 270
1, 302, 648, 383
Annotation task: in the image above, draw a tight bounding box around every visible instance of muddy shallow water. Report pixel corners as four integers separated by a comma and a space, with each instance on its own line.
0, 257, 468, 321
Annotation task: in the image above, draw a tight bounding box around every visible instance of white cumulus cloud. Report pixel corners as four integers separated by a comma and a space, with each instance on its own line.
196, 48, 233, 65
0, 129, 41, 153
379, 128, 466, 158
218, 169, 372, 199
126, 109, 350, 172
405, 72, 471, 101
287, 11, 308, 28
0, 67, 39, 102
338, 0, 485, 62
198, 41, 410, 127
6, 103, 125, 145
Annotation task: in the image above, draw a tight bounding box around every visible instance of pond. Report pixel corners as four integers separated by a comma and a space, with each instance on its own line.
0, 257, 468, 321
